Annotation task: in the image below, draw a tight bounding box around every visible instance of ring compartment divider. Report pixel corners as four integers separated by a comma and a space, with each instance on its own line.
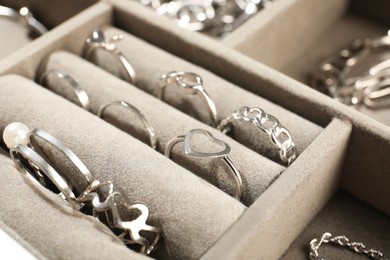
0, 0, 388, 259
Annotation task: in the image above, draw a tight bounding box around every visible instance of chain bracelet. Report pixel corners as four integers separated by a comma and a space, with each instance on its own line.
218, 106, 297, 166
310, 232, 388, 260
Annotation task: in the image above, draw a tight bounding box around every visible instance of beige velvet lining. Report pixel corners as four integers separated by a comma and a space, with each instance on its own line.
0, 151, 147, 260
202, 118, 353, 259
281, 191, 390, 259
0, 75, 246, 260
39, 51, 286, 205
96, 26, 323, 165
0, 218, 47, 260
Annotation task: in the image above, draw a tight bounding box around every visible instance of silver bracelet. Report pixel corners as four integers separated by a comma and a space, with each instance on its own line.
0, 5, 47, 36
310, 232, 388, 260
217, 106, 297, 166
83, 28, 136, 84
158, 71, 218, 127
3, 122, 162, 255
165, 128, 243, 200
147, 0, 272, 37
312, 34, 390, 109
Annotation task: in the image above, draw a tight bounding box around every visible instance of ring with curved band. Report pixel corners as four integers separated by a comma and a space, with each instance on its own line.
311, 34, 390, 108
4, 122, 94, 208
38, 69, 90, 110
165, 128, 243, 200
0, 5, 48, 36
217, 106, 297, 166
157, 71, 218, 127
98, 101, 157, 150
83, 28, 136, 84
3, 122, 162, 255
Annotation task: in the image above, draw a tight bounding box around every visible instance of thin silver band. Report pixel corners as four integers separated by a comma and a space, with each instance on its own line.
218, 106, 297, 166
158, 71, 218, 127
97, 101, 157, 150
38, 69, 90, 110
10, 144, 80, 209
0, 5, 47, 36
83, 29, 136, 84
165, 128, 243, 200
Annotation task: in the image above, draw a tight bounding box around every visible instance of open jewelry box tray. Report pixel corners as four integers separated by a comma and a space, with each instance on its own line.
0, 0, 389, 259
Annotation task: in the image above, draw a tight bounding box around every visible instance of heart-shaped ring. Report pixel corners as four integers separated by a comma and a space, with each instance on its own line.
165, 128, 243, 200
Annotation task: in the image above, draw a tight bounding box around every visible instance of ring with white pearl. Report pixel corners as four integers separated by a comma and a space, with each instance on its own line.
3, 122, 31, 148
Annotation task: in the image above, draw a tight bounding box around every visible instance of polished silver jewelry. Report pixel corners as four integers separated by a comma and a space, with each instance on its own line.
83, 28, 136, 84
312, 34, 390, 109
165, 128, 243, 200
77, 180, 161, 255
3, 122, 92, 210
98, 101, 157, 150
0, 5, 48, 36
158, 71, 218, 127
145, 0, 272, 37
38, 69, 90, 110
217, 106, 297, 166
3, 122, 162, 255
310, 232, 388, 260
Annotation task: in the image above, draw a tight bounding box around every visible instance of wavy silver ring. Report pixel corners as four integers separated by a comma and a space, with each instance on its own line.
165, 128, 243, 200
83, 28, 136, 84
0, 5, 48, 36
38, 69, 90, 110
158, 71, 218, 127
98, 101, 157, 150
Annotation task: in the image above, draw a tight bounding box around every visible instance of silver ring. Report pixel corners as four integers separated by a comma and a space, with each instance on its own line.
0, 5, 48, 36
10, 144, 80, 209
4, 122, 94, 208
77, 180, 161, 255
97, 101, 158, 150
4, 122, 162, 255
217, 106, 297, 166
158, 71, 218, 127
38, 69, 90, 110
165, 128, 243, 200
83, 28, 136, 84
312, 34, 390, 109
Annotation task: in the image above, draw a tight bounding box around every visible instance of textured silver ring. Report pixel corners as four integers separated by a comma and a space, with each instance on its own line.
98, 101, 157, 150
158, 71, 218, 127
165, 128, 243, 200
0, 5, 47, 36
83, 28, 136, 84
38, 69, 90, 110
218, 106, 297, 166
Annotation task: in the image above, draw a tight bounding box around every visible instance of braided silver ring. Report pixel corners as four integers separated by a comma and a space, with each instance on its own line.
217, 106, 297, 166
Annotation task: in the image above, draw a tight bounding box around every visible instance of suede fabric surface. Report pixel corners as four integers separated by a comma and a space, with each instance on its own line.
94, 26, 323, 166
39, 50, 286, 205
0, 20, 31, 59
0, 150, 146, 260
281, 191, 390, 259
0, 75, 246, 260
0, 218, 47, 260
